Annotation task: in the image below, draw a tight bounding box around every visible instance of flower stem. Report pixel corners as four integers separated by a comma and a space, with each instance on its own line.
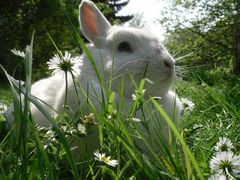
70, 71, 81, 106
63, 71, 68, 113
225, 167, 236, 180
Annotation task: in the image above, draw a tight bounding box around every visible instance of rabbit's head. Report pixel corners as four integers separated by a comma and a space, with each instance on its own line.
79, 0, 175, 97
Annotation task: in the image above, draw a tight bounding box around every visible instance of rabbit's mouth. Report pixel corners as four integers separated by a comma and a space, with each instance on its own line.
146, 72, 174, 89
107, 65, 174, 98
143, 64, 175, 84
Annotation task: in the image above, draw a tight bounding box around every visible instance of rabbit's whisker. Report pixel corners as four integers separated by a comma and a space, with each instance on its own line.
105, 70, 140, 83
175, 52, 194, 62
113, 59, 146, 75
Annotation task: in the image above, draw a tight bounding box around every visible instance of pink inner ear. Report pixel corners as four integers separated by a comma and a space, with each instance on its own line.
82, 5, 98, 36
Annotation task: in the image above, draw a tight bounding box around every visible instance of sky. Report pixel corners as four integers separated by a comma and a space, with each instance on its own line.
118, 0, 172, 40
118, 0, 214, 38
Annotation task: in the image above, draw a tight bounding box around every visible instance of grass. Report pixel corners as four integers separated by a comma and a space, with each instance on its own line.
0, 83, 12, 105
0, 33, 239, 179
178, 80, 240, 168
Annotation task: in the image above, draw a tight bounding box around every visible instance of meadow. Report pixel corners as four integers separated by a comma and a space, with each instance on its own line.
0, 31, 239, 180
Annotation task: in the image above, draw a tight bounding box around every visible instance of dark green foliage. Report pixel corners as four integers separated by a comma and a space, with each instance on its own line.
186, 68, 240, 109
163, 0, 240, 75
0, 0, 132, 82
92, 0, 132, 24
0, 0, 79, 81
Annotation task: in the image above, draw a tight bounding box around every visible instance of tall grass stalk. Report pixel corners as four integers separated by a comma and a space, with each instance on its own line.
152, 98, 204, 179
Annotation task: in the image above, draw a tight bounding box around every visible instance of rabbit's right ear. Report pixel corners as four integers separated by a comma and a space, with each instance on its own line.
79, 0, 111, 47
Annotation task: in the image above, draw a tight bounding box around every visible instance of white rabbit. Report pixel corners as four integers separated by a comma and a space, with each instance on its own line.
7, 0, 182, 156
77, 0, 183, 123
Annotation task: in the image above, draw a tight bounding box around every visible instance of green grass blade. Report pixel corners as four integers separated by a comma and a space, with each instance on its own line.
28, 119, 55, 179
151, 98, 204, 180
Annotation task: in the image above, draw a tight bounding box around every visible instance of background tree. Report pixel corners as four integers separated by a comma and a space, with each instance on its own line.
160, 0, 240, 75
0, 0, 131, 82
234, 0, 240, 74
92, 0, 132, 24
0, 0, 79, 82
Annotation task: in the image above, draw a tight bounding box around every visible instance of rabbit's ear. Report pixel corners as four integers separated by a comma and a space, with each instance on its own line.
79, 0, 111, 47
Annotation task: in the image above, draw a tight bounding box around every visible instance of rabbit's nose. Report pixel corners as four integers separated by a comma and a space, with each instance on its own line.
163, 60, 174, 69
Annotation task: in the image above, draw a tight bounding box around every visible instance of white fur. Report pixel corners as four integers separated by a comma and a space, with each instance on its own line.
7, 0, 182, 154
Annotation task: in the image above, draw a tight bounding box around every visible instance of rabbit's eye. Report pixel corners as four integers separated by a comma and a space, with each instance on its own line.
117, 41, 133, 53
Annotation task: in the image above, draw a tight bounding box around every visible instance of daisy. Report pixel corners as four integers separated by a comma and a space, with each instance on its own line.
77, 123, 86, 134
214, 137, 234, 152
181, 98, 195, 111
210, 151, 240, 176
11, 48, 25, 58
0, 102, 7, 114
132, 94, 137, 101
132, 89, 146, 101
208, 174, 227, 180
94, 150, 118, 167
47, 51, 83, 77
83, 113, 96, 124
132, 117, 141, 122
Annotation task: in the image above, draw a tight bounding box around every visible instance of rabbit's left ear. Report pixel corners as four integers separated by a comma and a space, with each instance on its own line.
79, 0, 111, 47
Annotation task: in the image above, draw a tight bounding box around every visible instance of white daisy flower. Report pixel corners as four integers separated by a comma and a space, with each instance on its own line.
210, 151, 240, 176
132, 89, 146, 101
47, 51, 83, 77
83, 113, 96, 124
77, 123, 86, 134
132, 117, 141, 122
11, 48, 25, 58
215, 137, 234, 152
192, 123, 203, 129
94, 150, 118, 167
181, 98, 195, 111
0, 102, 8, 114
208, 174, 227, 180
45, 129, 55, 138
45, 129, 57, 143
132, 94, 137, 101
